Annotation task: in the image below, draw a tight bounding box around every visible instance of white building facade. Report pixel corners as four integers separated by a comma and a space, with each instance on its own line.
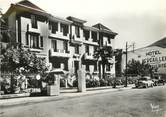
2, 0, 118, 79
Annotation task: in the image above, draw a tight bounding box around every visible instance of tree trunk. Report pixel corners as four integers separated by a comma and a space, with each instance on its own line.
102, 63, 105, 79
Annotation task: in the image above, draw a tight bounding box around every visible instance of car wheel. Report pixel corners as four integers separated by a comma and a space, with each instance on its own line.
151, 84, 153, 87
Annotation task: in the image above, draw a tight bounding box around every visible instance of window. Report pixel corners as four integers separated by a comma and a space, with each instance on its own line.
92, 31, 97, 42
86, 65, 89, 71
31, 15, 37, 28
40, 36, 43, 48
51, 22, 58, 34
75, 26, 80, 38
63, 41, 68, 52
52, 40, 57, 52
108, 37, 111, 44
94, 46, 98, 52
85, 45, 89, 54
75, 45, 79, 54
106, 64, 110, 71
83, 30, 89, 40
94, 63, 97, 71
60, 24, 68, 36
30, 34, 39, 48
26, 33, 29, 45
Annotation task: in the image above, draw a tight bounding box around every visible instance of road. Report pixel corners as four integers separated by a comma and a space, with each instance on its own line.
0, 86, 166, 117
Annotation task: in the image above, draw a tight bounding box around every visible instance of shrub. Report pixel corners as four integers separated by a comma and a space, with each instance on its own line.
73, 79, 78, 87
99, 79, 108, 87
86, 79, 93, 88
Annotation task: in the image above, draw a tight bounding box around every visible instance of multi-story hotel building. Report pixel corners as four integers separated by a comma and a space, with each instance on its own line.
1, 0, 117, 78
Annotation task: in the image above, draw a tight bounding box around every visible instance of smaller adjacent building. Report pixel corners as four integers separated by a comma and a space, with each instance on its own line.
122, 37, 166, 79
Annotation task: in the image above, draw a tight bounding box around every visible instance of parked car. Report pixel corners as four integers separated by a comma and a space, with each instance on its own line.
152, 79, 159, 86
152, 78, 165, 86
157, 79, 165, 86
135, 76, 154, 88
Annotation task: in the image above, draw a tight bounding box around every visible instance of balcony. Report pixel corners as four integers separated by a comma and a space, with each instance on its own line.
103, 43, 113, 48
27, 24, 40, 34
84, 37, 99, 46
49, 48, 70, 58
70, 34, 83, 45
84, 53, 96, 60
49, 30, 70, 40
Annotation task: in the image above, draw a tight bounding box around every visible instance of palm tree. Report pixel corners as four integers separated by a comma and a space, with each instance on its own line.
93, 46, 114, 79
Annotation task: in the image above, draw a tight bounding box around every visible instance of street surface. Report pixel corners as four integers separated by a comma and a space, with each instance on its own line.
0, 86, 166, 117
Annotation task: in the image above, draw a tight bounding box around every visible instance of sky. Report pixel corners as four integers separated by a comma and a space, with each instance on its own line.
0, 0, 166, 50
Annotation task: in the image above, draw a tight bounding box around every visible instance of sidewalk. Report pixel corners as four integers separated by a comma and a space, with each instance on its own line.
0, 85, 134, 108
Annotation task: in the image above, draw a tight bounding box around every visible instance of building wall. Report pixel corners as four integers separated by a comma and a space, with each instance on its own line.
8, 11, 16, 42
122, 46, 166, 77
19, 16, 49, 63
4, 2, 117, 79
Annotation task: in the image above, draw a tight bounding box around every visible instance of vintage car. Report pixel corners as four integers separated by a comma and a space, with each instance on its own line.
135, 76, 154, 88
157, 79, 165, 86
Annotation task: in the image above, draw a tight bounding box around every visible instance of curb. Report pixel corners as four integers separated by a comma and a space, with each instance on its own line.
0, 86, 133, 108
0, 93, 30, 99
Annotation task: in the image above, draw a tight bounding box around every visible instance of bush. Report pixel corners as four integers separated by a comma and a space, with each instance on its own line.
73, 79, 78, 87
99, 79, 108, 87
86, 79, 93, 88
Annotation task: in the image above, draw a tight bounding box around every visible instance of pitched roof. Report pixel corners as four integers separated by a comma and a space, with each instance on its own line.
16, 0, 45, 12
92, 23, 111, 31
92, 23, 118, 36
149, 37, 166, 48
48, 14, 72, 24
67, 16, 87, 24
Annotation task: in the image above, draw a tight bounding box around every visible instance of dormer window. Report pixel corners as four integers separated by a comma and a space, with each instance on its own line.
31, 15, 37, 28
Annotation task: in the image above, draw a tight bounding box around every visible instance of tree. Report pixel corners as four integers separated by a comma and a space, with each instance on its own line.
0, 8, 4, 23
126, 59, 157, 77
93, 46, 114, 79
1, 43, 48, 74
115, 49, 123, 77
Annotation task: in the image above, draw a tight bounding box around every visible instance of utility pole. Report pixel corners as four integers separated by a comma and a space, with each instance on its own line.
125, 42, 128, 87
132, 42, 135, 53
125, 42, 135, 87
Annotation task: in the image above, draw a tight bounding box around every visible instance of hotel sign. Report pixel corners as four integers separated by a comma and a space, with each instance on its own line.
143, 50, 166, 68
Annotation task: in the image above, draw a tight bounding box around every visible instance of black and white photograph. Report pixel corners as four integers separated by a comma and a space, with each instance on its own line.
0, 0, 166, 117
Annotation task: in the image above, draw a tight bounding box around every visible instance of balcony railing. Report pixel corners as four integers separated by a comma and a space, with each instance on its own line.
70, 34, 83, 45
27, 24, 40, 33
84, 53, 96, 60
50, 48, 70, 57
49, 30, 69, 40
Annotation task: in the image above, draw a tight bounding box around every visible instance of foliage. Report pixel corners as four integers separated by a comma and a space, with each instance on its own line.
1, 43, 48, 74
86, 79, 100, 88
0, 8, 4, 23
125, 59, 157, 77
93, 46, 114, 79
115, 49, 123, 77
99, 79, 108, 86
